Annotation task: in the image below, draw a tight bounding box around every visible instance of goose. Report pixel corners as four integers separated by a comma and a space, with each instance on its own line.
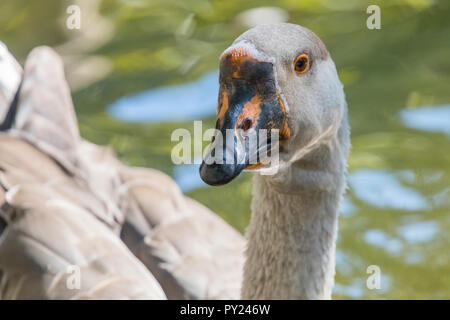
200, 23, 350, 299
0, 22, 349, 300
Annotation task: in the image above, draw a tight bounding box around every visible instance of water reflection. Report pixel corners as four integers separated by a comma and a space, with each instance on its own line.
334, 274, 392, 298
108, 71, 218, 123
339, 196, 357, 217
397, 221, 439, 244
432, 187, 450, 207
335, 250, 364, 276
364, 229, 403, 254
333, 281, 365, 299
173, 162, 206, 192
401, 105, 450, 135
404, 252, 425, 265
348, 169, 428, 211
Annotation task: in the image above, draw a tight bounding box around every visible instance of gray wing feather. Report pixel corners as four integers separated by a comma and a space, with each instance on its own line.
0, 44, 244, 300
119, 166, 245, 299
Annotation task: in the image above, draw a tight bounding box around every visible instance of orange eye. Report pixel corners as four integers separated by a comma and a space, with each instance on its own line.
293, 54, 309, 74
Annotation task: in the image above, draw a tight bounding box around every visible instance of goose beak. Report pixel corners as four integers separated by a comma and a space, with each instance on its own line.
200, 52, 290, 186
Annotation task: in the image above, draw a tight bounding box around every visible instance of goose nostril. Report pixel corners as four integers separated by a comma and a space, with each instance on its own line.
240, 118, 253, 132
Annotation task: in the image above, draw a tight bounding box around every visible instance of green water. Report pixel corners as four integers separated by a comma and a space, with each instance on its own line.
1, 0, 449, 299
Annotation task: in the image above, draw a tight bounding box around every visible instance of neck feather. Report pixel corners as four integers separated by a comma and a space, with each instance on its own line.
241, 133, 347, 299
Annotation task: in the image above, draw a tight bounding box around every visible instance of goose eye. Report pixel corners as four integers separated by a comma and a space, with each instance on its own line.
293, 54, 309, 74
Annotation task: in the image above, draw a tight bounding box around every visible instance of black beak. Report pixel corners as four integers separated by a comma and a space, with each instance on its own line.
199, 161, 246, 186
199, 126, 249, 186
199, 95, 279, 186
199, 50, 289, 186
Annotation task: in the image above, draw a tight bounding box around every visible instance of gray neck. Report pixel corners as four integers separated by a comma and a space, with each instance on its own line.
241, 129, 348, 299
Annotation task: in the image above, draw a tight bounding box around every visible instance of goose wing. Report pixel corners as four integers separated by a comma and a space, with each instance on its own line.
0, 44, 245, 300
0, 45, 165, 299
119, 165, 245, 299
0, 170, 165, 299
0, 42, 22, 129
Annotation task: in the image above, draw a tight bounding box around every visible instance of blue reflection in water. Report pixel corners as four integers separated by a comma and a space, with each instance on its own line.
335, 250, 353, 276
108, 70, 219, 123
339, 196, 357, 217
364, 221, 438, 256
333, 282, 365, 299
401, 104, 450, 135
335, 250, 364, 276
333, 274, 391, 298
379, 274, 392, 294
397, 221, 439, 244
364, 229, 403, 254
173, 162, 206, 193
404, 252, 425, 265
348, 169, 427, 211
433, 187, 450, 207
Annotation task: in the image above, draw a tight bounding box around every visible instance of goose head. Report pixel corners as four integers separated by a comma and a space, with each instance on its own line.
200, 23, 347, 186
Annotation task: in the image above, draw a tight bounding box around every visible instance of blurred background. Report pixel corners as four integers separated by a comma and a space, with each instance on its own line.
0, 0, 449, 299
